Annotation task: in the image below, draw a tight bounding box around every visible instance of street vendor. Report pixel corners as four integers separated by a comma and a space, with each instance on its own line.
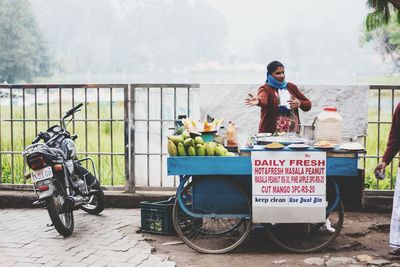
245, 60, 312, 133
375, 102, 400, 255
245, 61, 337, 234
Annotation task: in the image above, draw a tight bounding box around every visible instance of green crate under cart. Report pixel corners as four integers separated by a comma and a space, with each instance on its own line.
140, 197, 175, 235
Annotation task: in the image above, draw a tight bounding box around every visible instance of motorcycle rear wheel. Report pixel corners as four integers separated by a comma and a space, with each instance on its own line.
80, 187, 105, 215
46, 179, 74, 237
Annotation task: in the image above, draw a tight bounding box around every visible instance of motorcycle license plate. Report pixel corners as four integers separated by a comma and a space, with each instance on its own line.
31, 166, 53, 183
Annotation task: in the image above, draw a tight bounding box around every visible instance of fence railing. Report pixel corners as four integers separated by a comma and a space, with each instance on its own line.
0, 83, 399, 192
0, 84, 128, 188
126, 84, 200, 192
362, 85, 400, 190
0, 83, 199, 192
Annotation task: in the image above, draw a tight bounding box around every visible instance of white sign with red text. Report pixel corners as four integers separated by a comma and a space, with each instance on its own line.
251, 150, 326, 223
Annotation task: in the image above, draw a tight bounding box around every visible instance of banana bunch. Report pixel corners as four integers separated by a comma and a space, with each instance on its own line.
167, 131, 235, 157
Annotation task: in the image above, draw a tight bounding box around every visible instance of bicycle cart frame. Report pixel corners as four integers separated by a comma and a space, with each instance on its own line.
168, 148, 360, 254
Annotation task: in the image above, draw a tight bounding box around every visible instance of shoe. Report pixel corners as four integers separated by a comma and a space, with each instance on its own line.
389, 248, 400, 256
317, 219, 336, 234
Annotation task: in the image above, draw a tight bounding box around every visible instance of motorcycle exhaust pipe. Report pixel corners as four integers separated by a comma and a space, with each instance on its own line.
64, 196, 89, 210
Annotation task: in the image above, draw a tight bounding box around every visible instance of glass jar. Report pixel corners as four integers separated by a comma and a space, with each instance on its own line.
314, 107, 343, 144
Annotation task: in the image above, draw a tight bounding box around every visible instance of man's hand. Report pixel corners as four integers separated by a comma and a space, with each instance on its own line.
288, 96, 301, 109
374, 162, 387, 180
245, 93, 259, 106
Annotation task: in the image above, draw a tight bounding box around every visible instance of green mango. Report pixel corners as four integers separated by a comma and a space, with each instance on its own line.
183, 138, 195, 147
194, 136, 204, 145
182, 131, 190, 139
168, 135, 184, 145
197, 145, 206, 156
216, 144, 229, 154
206, 142, 217, 156
177, 142, 187, 156
188, 146, 196, 156
215, 146, 225, 156
167, 140, 177, 156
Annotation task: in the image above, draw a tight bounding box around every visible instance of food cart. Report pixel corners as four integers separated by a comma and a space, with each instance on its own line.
167, 145, 361, 254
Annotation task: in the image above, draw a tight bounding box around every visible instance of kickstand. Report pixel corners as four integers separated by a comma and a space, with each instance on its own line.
46, 223, 54, 227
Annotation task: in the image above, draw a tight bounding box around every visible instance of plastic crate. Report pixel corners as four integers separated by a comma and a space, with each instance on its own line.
140, 197, 175, 235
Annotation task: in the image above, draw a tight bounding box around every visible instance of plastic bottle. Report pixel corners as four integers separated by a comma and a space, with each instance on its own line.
314, 107, 343, 144
226, 121, 238, 146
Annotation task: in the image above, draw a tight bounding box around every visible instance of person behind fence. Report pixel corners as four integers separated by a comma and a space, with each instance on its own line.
375, 102, 400, 255
244, 60, 311, 133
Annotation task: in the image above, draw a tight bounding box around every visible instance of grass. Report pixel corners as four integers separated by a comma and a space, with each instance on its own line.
0, 102, 126, 186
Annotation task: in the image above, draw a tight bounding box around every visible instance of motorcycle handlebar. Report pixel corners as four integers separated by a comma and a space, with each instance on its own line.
63, 103, 83, 118
32, 132, 43, 144
72, 103, 83, 113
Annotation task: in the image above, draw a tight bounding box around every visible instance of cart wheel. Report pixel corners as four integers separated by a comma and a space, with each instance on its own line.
173, 176, 252, 254
266, 178, 344, 253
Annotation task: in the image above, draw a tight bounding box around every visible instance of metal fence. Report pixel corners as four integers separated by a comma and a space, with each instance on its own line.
362, 85, 400, 190
126, 84, 200, 192
0, 83, 199, 192
0, 84, 128, 188
0, 83, 399, 192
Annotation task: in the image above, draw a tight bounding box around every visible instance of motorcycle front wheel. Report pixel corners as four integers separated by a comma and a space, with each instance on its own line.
46, 179, 74, 237
80, 187, 105, 215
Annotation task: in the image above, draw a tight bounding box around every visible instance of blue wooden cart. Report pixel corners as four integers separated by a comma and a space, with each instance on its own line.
167, 146, 361, 254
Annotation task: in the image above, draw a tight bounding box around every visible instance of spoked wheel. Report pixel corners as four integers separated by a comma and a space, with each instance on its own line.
266, 178, 344, 253
46, 179, 74, 237
173, 176, 252, 254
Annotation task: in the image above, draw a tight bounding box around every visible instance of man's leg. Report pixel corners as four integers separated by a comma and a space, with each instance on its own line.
390, 172, 400, 253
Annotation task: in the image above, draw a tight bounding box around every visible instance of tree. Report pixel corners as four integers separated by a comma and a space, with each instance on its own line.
364, 18, 400, 70
366, 0, 400, 31
363, 1, 400, 71
0, 0, 51, 83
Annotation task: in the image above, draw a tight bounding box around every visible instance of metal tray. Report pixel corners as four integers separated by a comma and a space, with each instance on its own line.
255, 136, 308, 145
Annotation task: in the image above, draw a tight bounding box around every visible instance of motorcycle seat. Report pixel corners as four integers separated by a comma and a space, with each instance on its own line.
48, 148, 67, 159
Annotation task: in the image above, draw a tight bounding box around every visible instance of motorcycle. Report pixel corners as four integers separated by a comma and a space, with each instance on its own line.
23, 103, 105, 237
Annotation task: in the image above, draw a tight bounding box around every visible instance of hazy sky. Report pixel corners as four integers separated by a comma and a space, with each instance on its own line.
30, 0, 389, 84
205, 0, 383, 84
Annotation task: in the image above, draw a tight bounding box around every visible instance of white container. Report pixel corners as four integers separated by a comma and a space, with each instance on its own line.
314, 107, 343, 144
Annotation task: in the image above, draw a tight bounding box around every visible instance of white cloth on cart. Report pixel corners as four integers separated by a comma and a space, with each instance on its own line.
390, 172, 400, 248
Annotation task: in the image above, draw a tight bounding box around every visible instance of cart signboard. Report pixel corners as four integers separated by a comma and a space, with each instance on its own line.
251, 150, 326, 223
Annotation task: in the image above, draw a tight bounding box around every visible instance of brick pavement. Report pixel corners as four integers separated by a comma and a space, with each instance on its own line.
0, 208, 175, 267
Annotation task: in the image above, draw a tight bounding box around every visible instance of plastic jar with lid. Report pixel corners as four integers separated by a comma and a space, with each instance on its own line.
226, 121, 238, 146
314, 107, 343, 144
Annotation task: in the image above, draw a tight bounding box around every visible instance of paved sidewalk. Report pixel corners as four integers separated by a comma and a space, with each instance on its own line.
0, 208, 175, 267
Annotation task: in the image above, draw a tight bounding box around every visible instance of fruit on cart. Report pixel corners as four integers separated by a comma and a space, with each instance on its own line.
183, 138, 195, 147
215, 145, 225, 156
188, 146, 196, 156
182, 131, 190, 139
206, 142, 217, 156
224, 152, 235, 156
173, 125, 185, 135
196, 144, 206, 156
218, 144, 228, 154
167, 134, 233, 156
194, 136, 204, 145
168, 135, 184, 145
177, 143, 187, 156
167, 140, 178, 156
